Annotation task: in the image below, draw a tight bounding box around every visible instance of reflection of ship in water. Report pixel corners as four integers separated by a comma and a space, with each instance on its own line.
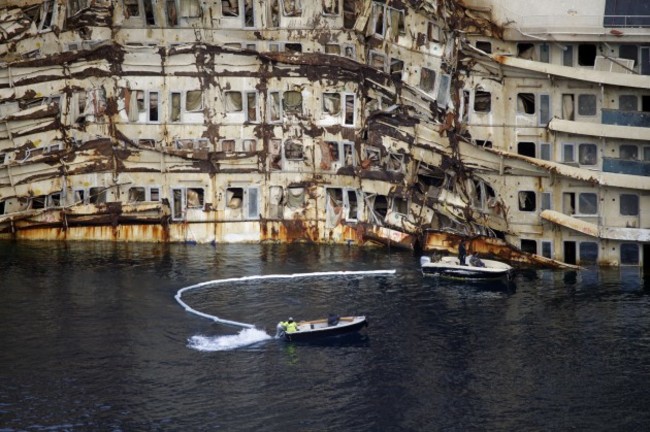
0, 1, 649, 271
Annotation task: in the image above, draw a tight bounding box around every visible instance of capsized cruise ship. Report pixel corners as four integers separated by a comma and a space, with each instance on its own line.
0, 0, 648, 268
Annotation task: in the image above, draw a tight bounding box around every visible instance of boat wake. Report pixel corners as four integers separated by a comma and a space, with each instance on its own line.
188, 328, 272, 352
175, 269, 395, 351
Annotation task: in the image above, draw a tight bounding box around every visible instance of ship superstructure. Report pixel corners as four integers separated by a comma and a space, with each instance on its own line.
0, 0, 648, 268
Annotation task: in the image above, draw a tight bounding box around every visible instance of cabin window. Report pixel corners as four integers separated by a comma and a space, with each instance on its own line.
563, 45, 574, 66
420, 68, 436, 93
578, 143, 597, 165
644, 146, 650, 161
620, 194, 639, 216
390, 58, 404, 78
437, 74, 451, 107
387, 152, 404, 173
244, 0, 255, 26
518, 142, 535, 157
579, 242, 598, 264
268, 186, 284, 218
171, 188, 203, 220
285, 43, 302, 53
283, 140, 303, 161
281, 0, 302, 17
220, 139, 236, 153
38, 0, 56, 32
269, 92, 281, 122
0, 201, 4, 215
343, 45, 355, 59
520, 239, 537, 254
225, 91, 243, 112
372, 2, 405, 39
541, 193, 552, 211
323, 0, 339, 15
620, 144, 638, 160
541, 241, 552, 258
540, 43, 550, 63
476, 41, 491, 53
343, 94, 355, 126
518, 191, 536, 212
326, 44, 341, 55
343, 142, 354, 166
186, 90, 202, 112
476, 140, 492, 148
0, 153, 5, 165
474, 91, 491, 112
563, 144, 575, 163
540, 143, 551, 161
187, 188, 204, 208
578, 94, 597, 116
517, 93, 535, 114
363, 146, 382, 167
620, 95, 638, 111
578, 193, 598, 215
578, 44, 597, 66
326, 188, 359, 225
517, 43, 535, 59
222, 0, 240, 16
171, 92, 181, 121
128, 187, 146, 202
242, 139, 256, 152
125, 0, 140, 17
620, 243, 639, 265
323, 93, 341, 116
539, 94, 551, 125
620, 45, 638, 64
286, 187, 305, 210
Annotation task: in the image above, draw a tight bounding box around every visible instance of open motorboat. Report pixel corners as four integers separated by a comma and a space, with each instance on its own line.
420, 255, 513, 280
276, 315, 368, 342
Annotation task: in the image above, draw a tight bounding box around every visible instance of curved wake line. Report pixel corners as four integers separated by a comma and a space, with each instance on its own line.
175, 269, 396, 329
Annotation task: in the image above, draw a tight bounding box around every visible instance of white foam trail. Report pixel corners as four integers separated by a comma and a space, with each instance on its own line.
175, 269, 396, 329
187, 328, 272, 352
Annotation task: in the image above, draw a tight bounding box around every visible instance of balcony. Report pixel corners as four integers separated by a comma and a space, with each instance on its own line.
602, 157, 650, 176
602, 108, 650, 128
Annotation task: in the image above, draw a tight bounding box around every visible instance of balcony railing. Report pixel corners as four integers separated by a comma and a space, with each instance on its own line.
602, 109, 650, 128
509, 14, 650, 34
602, 157, 650, 176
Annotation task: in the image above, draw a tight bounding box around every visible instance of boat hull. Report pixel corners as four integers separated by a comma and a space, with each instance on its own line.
421, 256, 512, 280
279, 316, 368, 342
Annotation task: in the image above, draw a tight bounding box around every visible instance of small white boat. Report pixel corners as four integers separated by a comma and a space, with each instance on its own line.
420, 255, 513, 280
276, 315, 368, 342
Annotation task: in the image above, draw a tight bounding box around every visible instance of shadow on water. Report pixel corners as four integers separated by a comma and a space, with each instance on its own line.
422, 275, 517, 295
276, 332, 371, 348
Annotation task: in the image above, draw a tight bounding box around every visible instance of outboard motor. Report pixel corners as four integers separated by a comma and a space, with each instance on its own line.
420, 256, 431, 266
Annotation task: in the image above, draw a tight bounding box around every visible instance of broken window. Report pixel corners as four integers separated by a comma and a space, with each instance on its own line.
287, 187, 305, 209
343, 142, 354, 166
578, 44, 597, 66
620, 194, 639, 216
387, 152, 404, 172
474, 91, 491, 112
30, 195, 47, 209
578, 193, 598, 215
323, 93, 341, 116
420, 68, 436, 93
326, 188, 344, 227
579, 242, 598, 264
143, 0, 156, 25
428, 22, 440, 42
146, 92, 159, 122
171, 187, 203, 220
363, 146, 382, 167
187, 188, 204, 208
343, 45, 355, 59
269, 186, 284, 218
246, 92, 258, 122
323, 0, 339, 15
620, 45, 638, 65
0, 201, 4, 215
578, 143, 597, 165
269, 92, 281, 122
517, 43, 535, 60
563, 192, 576, 214
128, 187, 146, 202
38, 0, 56, 32
244, 0, 255, 26
89, 187, 107, 204
393, 197, 408, 215
283, 91, 303, 116
343, 0, 355, 29
281, 0, 302, 16
620, 95, 638, 111
518, 142, 536, 157
517, 93, 535, 114
167, 0, 178, 25
285, 43, 302, 53
518, 191, 536, 212
562, 94, 575, 120
542, 241, 552, 258
369, 51, 386, 71
520, 239, 537, 254
620, 144, 638, 160
326, 141, 340, 163
343, 95, 355, 126
125, 0, 140, 17
284, 140, 303, 161
390, 58, 404, 78
186, 90, 202, 112
222, 0, 240, 16
621, 243, 639, 265
476, 41, 491, 53
578, 94, 597, 116
171, 92, 181, 122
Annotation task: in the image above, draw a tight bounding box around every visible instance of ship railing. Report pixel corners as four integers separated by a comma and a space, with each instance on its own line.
501, 11, 650, 35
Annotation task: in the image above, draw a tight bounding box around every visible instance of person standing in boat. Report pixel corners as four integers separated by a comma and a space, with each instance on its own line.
458, 241, 467, 266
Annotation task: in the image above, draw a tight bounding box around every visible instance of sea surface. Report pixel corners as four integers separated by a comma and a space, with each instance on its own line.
1, 241, 649, 431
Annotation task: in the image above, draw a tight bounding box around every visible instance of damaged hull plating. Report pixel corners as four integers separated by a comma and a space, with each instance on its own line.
0, 0, 649, 267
